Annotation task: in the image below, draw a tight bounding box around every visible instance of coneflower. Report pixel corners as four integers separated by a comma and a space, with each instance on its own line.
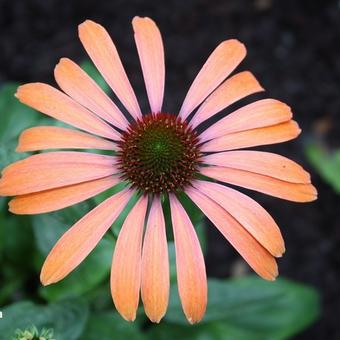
0, 17, 316, 324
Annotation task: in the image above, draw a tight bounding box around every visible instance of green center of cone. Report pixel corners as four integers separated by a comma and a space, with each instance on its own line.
138, 125, 184, 175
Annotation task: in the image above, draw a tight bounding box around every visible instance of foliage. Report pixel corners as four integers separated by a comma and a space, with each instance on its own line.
0, 67, 320, 339
12, 325, 55, 340
306, 144, 340, 194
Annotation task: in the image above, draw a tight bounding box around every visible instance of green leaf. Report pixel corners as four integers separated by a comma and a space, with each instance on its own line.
0, 84, 40, 169
82, 312, 145, 340
177, 192, 204, 226
0, 214, 35, 267
148, 321, 264, 340
111, 191, 141, 237
0, 213, 37, 304
32, 201, 94, 256
0, 84, 39, 142
32, 202, 113, 301
93, 182, 127, 206
178, 192, 206, 252
306, 144, 340, 193
168, 242, 177, 283
38, 237, 113, 301
166, 276, 319, 339
0, 299, 89, 340
80, 61, 110, 93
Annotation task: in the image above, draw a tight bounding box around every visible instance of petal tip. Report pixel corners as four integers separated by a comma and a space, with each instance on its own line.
79, 19, 94, 27
54, 57, 68, 70
132, 15, 142, 24
216, 39, 247, 60
15, 83, 41, 102
0, 179, 8, 196
306, 184, 318, 202
120, 312, 137, 322
14, 85, 23, 100
132, 16, 153, 24
275, 242, 286, 258
78, 19, 98, 34
187, 315, 204, 325
8, 200, 16, 213
148, 315, 163, 324
40, 274, 52, 286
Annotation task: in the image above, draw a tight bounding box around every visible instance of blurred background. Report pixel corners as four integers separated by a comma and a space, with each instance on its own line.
0, 0, 339, 339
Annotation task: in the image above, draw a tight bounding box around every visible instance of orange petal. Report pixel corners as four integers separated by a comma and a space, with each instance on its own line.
111, 196, 148, 321
202, 151, 311, 184
186, 187, 278, 280
40, 188, 132, 285
169, 195, 207, 324
200, 99, 293, 142
201, 166, 317, 202
9, 176, 119, 214
0, 152, 117, 195
79, 20, 141, 120
179, 40, 246, 120
141, 198, 169, 323
201, 120, 301, 152
191, 71, 264, 128
15, 83, 120, 140
2, 151, 114, 171
193, 181, 285, 257
16, 126, 116, 152
55, 58, 128, 129
133, 17, 165, 114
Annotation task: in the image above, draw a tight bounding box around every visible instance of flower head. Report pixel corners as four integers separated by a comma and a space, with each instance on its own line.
0, 17, 317, 324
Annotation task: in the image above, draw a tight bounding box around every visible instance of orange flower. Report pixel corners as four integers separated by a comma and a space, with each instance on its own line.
0, 17, 317, 323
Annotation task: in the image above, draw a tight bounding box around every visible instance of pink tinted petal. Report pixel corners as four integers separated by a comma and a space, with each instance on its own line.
9, 176, 119, 214
141, 198, 169, 323
190, 71, 264, 128
3, 151, 115, 171
0, 152, 117, 195
193, 181, 285, 257
79, 20, 141, 119
179, 40, 246, 120
201, 166, 317, 202
199, 99, 292, 142
16, 126, 116, 152
55, 58, 128, 129
201, 121, 301, 152
186, 187, 278, 280
202, 151, 311, 184
16, 83, 120, 140
170, 195, 207, 324
111, 196, 148, 321
40, 189, 132, 285
133, 17, 165, 113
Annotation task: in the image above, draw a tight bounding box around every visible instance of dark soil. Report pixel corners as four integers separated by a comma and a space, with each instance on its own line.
1, 0, 339, 338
